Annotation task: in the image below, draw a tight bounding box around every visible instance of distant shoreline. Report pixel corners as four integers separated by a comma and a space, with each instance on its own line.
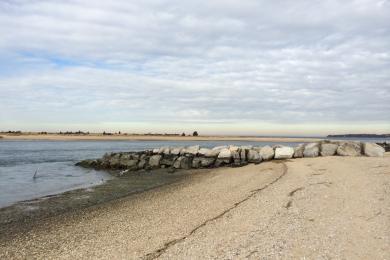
0, 133, 322, 143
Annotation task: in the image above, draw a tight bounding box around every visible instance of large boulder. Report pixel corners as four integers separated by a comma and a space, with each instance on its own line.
320, 143, 338, 156
192, 157, 202, 168
108, 154, 121, 168
247, 149, 261, 163
198, 148, 219, 157
173, 156, 192, 169
274, 146, 294, 159
76, 159, 99, 168
218, 148, 232, 160
240, 149, 247, 164
363, 142, 385, 157
215, 148, 232, 166
200, 157, 216, 167
149, 155, 162, 168
303, 143, 320, 157
259, 146, 275, 160
160, 154, 177, 166
182, 145, 199, 155
293, 144, 305, 158
337, 142, 362, 156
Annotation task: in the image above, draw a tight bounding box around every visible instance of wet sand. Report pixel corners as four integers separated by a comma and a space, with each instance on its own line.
1, 155, 389, 259
0, 133, 321, 143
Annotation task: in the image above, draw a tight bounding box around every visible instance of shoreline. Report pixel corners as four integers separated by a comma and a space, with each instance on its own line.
1, 155, 389, 259
0, 133, 322, 143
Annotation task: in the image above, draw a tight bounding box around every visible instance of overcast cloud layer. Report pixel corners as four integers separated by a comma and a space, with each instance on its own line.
0, 0, 389, 135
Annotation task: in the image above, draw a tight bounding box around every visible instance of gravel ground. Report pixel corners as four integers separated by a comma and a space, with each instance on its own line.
1, 154, 389, 259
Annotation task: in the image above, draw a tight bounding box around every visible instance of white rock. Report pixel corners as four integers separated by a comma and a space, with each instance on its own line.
363, 142, 385, 157
259, 146, 275, 160
240, 145, 253, 150
198, 148, 220, 157
218, 148, 232, 159
303, 143, 320, 157
275, 146, 294, 159
152, 148, 160, 154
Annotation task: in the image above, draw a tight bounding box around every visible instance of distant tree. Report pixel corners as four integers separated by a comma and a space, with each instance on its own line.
103, 131, 106, 135
192, 131, 199, 136
118, 131, 121, 135
181, 132, 186, 136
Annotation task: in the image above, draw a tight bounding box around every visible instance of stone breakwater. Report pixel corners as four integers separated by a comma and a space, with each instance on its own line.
76, 141, 385, 173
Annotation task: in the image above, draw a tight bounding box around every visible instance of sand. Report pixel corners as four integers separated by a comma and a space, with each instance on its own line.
0, 133, 321, 143
1, 154, 389, 259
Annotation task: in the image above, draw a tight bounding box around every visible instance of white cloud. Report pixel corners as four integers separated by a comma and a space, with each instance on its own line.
0, 0, 389, 134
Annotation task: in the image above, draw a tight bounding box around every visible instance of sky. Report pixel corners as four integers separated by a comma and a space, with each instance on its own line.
0, 0, 389, 136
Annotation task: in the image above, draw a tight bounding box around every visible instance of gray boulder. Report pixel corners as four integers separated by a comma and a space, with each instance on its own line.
337, 142, 361, 156
303, 143, 320, 157
192, 157, 202, 168
152, 148, 160, 154
200, 157, 216, 167
293, 144, 305, 158
260, 146, 275, 160
247, 149, 261, 163
160, 154, 177, 166
240, 149, 247, 163
274, 146, 294, 159
363, 142, 385, 157
173, 156, 192, 169
320, 143, 338, 156
149, 155, 162, 167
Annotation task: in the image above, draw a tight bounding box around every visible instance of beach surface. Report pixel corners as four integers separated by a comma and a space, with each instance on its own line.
1, 154, 389, 259
0, 133, 321, 143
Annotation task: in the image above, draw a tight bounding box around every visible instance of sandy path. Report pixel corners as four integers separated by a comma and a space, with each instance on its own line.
1, 155, 389, 259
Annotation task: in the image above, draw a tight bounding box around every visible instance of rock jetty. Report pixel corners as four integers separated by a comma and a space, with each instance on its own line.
76, 141, 385, 173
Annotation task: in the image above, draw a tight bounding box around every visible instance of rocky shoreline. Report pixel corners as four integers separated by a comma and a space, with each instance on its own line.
76, 141, 385, 174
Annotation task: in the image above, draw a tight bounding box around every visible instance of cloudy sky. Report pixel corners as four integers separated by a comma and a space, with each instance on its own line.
0, 0, 389, 136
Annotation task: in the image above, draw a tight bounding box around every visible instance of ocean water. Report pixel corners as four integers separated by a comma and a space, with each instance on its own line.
0, 140, 300, 208
0, 138, 387, 208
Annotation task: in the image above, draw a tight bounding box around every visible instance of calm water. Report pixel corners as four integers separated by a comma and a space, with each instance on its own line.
0, 138, 388, 208
0, 140, 299, 208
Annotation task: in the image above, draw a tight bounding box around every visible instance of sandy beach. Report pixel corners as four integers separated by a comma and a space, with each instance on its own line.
0, 154, 389, 259
0, 133, 322, 143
